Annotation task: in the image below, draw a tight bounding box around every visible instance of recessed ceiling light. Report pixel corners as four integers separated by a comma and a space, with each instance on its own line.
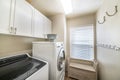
60, 0, 73, 14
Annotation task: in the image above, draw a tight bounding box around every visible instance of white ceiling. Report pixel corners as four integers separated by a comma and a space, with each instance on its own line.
30, 0, 102, 18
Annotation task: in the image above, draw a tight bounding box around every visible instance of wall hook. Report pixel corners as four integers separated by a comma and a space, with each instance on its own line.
98, 16, 106, 24
106, 6, 118, 16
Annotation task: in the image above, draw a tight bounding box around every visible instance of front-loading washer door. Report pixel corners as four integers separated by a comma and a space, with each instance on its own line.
57, 48, 65, 71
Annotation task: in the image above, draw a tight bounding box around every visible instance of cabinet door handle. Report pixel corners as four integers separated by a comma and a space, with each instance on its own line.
9, 27, 13, 33
14, 28, 17, 34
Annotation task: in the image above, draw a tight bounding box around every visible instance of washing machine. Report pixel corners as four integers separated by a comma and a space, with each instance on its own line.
0, 53, 48, 80
32, 42, 65, 80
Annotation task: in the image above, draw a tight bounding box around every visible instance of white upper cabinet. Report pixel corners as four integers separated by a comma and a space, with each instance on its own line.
0, 0, 51, 38
32, 9, 44, 38
32, 9, 51, 38
13, 0, 33, 36
0, 0, 12, 34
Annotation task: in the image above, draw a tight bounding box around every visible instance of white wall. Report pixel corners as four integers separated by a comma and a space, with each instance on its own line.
49, 14, 66, 42
0, 35, 44, 57
96, 0, 120, 80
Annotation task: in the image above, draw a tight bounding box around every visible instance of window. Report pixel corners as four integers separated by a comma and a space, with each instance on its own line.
70, 25, 94, 60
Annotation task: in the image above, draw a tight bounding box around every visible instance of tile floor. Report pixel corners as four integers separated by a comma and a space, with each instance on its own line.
65, 77, 78, 80
65, 75, 78, 80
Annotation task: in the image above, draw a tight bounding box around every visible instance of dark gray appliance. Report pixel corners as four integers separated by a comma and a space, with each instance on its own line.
0, 54, 46, 80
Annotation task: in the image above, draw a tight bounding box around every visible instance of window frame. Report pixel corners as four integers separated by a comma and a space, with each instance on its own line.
70, 24, 95, 61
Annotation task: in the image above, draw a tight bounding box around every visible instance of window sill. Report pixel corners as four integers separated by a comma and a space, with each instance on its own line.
69, 58, 94, 66
70, 58, 94, 61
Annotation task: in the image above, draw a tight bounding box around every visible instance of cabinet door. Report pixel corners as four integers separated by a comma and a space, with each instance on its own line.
46, 19, 51, 34
14, 0, 32, 36
43, 17, 52, 38
0, 0, 11, 33
32, 9, 44, 38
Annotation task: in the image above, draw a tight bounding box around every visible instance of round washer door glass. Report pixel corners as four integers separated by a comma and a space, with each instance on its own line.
57, 48, 65, 71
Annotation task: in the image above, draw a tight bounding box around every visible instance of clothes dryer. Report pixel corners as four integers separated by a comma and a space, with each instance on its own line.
32, 42, 65, 80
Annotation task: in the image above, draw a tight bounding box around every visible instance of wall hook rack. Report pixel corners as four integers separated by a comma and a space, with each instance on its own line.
97, 43, 120, 51
106, 6, 118, 16
98, 16, 106, 24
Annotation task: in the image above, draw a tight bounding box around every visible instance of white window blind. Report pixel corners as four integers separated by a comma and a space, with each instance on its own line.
70, 26, 94, 60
